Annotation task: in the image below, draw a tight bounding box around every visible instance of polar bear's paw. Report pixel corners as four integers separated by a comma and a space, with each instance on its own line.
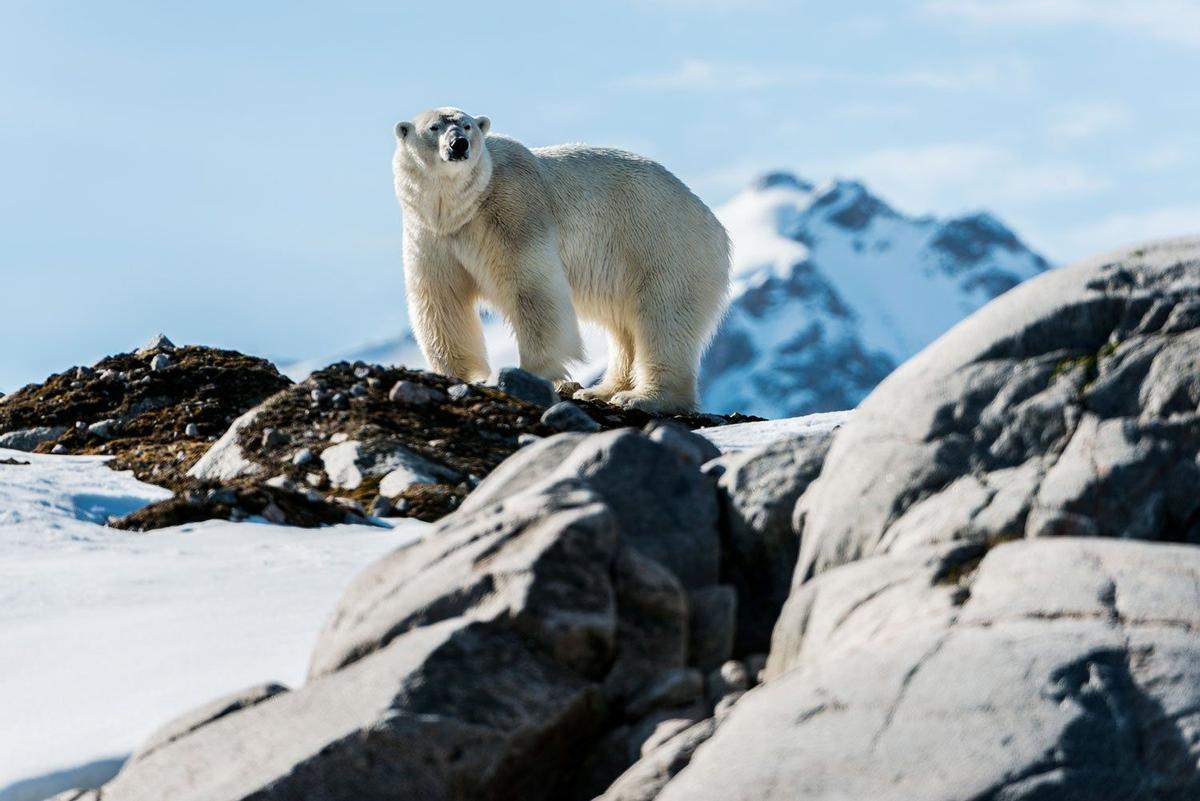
609, 389, 692, 414
573, 384, 621, 404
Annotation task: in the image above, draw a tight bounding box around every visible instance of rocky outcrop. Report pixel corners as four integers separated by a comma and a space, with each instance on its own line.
796, 237, 1200, 581
660, 538, 1200, 801
82, 238, 1200, 800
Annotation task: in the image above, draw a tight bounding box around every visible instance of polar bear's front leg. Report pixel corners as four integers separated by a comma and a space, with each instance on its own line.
405, 244, 490, 382
496, 240, 584, 383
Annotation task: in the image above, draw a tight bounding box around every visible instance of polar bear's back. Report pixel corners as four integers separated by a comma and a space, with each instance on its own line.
518, 140, 729, 320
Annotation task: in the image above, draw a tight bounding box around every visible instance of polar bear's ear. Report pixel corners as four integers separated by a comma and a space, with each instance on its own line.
476, 116, 491, 135
395, 121, 412, 140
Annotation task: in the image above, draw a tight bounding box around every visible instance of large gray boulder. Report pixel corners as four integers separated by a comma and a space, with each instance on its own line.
103, 618, 602, 801
797, 238, 1200, 581
463, 428, 721, 589
657, 537, 1200, 800
310, 482, 619, 678
712, 431, 834, 654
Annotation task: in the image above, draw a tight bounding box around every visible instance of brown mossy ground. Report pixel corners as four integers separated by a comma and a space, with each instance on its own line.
0, 344, 291, 488
2, 348, 761, 530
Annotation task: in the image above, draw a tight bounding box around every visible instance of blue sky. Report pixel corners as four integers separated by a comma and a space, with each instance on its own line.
1, 0, 1197, 391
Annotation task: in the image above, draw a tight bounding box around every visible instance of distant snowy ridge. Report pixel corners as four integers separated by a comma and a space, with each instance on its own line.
702, 172, 1048, 417
287, 173, 1049, 418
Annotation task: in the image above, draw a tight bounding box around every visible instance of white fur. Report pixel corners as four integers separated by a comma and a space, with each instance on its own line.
393, 107, 730, 412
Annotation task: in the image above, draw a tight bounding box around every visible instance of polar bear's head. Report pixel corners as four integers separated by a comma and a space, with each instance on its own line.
395, 107, 491, 171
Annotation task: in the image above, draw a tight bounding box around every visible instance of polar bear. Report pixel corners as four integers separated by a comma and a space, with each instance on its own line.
393, 107, 729, 412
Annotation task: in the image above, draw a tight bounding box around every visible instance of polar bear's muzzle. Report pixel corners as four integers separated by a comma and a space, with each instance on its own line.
445, 135, 470, 162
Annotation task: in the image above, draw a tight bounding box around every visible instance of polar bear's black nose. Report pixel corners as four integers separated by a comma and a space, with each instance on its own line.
449, 137, 469, 158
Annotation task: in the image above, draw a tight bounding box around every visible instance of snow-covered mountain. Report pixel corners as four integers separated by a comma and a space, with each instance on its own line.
704, 172, 1049, 417
287, 173, 1049, 418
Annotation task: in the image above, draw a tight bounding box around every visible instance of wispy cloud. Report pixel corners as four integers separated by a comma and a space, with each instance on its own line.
885, 59, 1033, 93
820, 142, 1108, 212
625, 58, 1031, 95
1046, 101, 1132, 141
923, 0, 1200, 47
623, 59, 823, 92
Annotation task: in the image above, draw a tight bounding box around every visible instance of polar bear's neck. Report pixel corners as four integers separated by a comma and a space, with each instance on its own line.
396, 151, 494, 236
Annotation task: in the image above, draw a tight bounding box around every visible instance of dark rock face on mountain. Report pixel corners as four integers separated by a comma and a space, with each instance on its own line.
70, 238, 1200, 801
701, 175, 1049, 417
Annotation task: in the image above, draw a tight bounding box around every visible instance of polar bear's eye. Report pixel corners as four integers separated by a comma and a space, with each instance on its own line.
464, 124, 472, 130
429, 124, 440, 132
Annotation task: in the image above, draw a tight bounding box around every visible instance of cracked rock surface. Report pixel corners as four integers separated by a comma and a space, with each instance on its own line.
797, 237, 1200, 581
660, 538, 1200, 801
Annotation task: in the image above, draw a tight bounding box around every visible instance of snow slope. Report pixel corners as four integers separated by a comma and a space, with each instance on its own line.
0, 450, 425, 801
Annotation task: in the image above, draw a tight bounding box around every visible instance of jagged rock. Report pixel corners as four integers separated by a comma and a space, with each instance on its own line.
136, 333, 175, 354
464, 429, 721, 589
658, 538, 1200, 800
149, 353, 171, 371
493, 366, 558, 407
309, 483, 619, 678
687, 584, 736, 671
644, 420, 721, 466
102, 618, 603, 801
598, 718, 718, 801
602, 546, 689, 705
797, 238, 1200, 582
130, 683, 288, 763
0, 425, 68, 451
713, 430, 834, 654
542, 400, 601, 432
87, 419, 117, 440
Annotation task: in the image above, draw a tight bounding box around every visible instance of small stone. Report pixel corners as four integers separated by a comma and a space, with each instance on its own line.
292, 448, 315, 466
261, 502, 288, 525
369, 496, 394, 517
448, 383, 472, 401
353, 365, 371, 380
492, 367, 557, 407
51, 444, 68, 455
303, 488, 324, 503
331, 393, 348, 409
388, 380, 446, 405
329, 433, 349, 444
540, 401, 601, 432
394, 498, 411, 514
261, 428, 288, 449
74, 421, 87, 432
558, 380, 583, 400
265, 475, 296, 491
350, 383, 368, 398
332, 497, 365, 515
310, 389, 325, 403
149, 353, 171, 371
75, 366, 95, 381
367, 377, 383, 390
87, 419, 117, 440
517, 433, 542, 447
136, 333, 175, 354
99, 369, 120, 382
706, 660, 750, 705
305, 472, 323, 487
185, 423, 200, 438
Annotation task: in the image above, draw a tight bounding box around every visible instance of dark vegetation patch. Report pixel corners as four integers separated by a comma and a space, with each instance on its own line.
2, 345, 760, 530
